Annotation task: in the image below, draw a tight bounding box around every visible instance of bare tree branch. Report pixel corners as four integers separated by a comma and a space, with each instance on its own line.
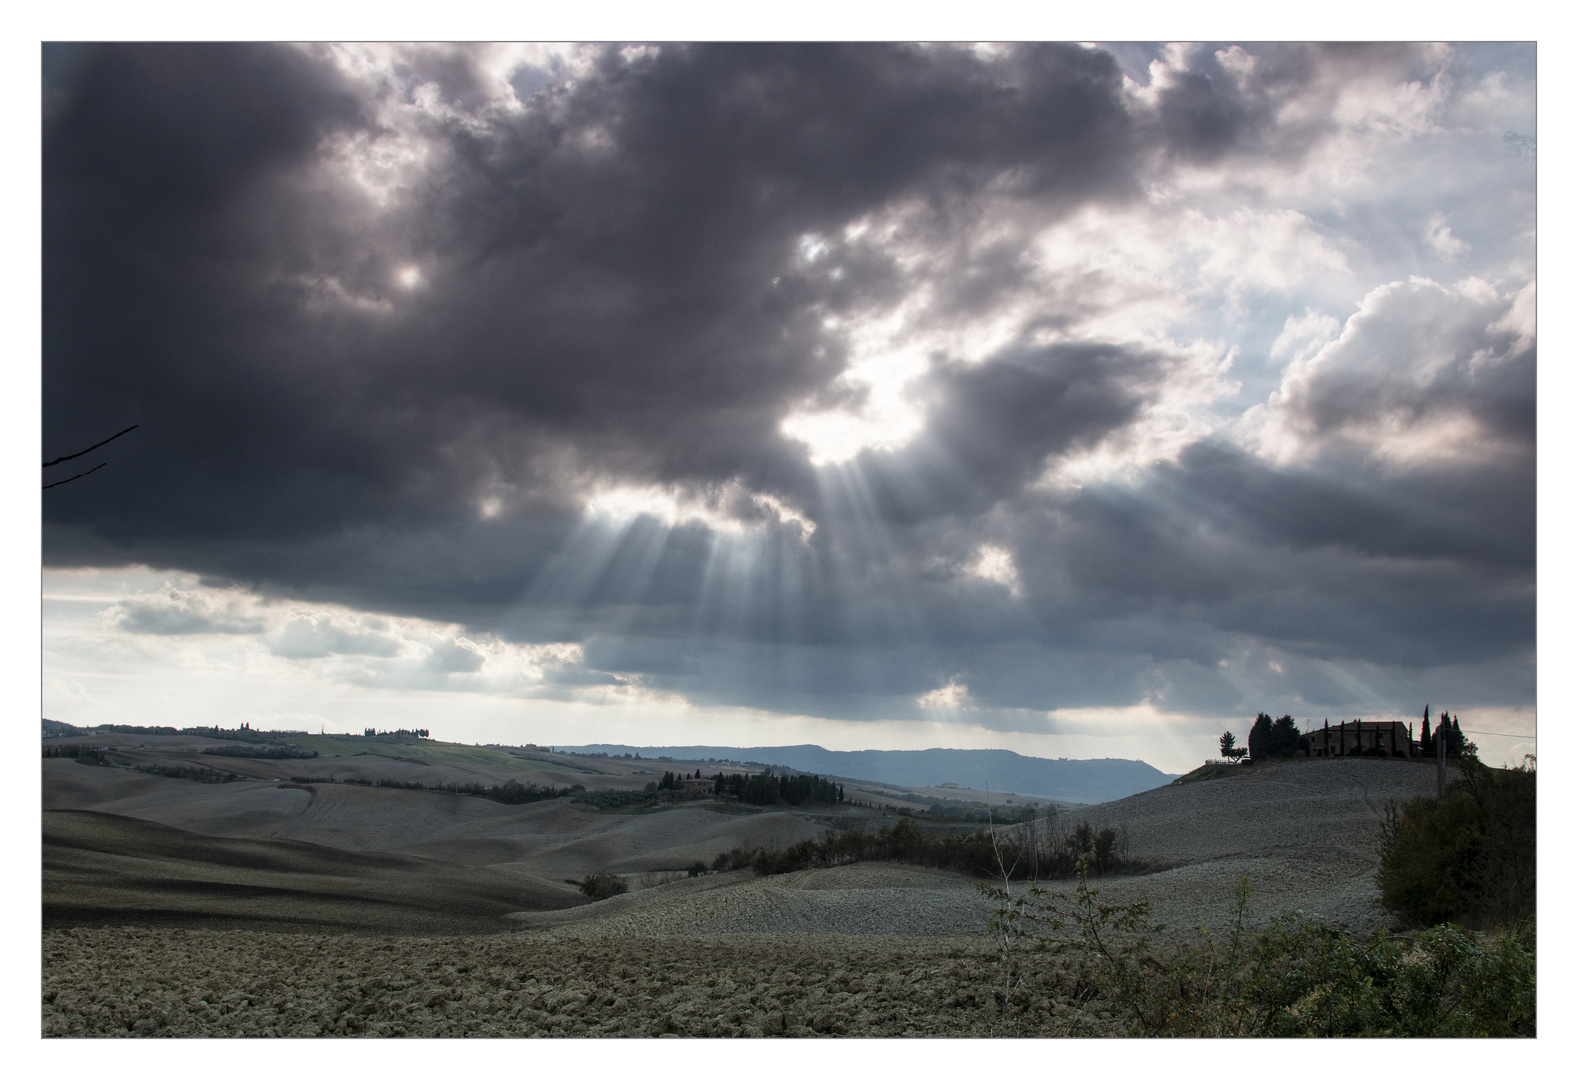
42, 462, 107, 490
43, 424, 138, 468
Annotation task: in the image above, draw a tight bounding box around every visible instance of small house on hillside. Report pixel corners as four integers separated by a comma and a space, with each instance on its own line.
679, 776, 715, 794
1308, 719, 1413, 758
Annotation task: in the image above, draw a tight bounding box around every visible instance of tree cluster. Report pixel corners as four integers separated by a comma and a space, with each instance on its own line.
656, 769, 710, 792
1418, 706, 1472, 759
1245, 713, 1305, 761
711, 769, 842, 806
43, 744, 107, 761
201, 745, 318, 759
181, 725, 301, 744
710, 813, 1138, 881
136, 763, 237, 784
282, 775, 572, 805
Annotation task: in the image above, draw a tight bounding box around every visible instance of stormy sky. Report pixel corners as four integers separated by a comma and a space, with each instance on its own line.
41, 42, 1537, 772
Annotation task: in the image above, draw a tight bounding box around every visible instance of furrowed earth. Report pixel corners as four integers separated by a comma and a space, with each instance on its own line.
41, 732, 1443, 1037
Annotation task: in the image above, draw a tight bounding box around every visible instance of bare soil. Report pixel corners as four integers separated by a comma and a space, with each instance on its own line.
42, 928, 1117, 1038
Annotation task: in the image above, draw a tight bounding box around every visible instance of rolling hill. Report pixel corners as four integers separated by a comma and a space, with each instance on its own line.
558, 744, 1176, 804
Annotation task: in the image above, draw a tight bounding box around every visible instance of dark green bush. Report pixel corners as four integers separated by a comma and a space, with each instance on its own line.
578, 873, 628, 901
1378, 757, 1535, 929
983, 863, 1535, 1037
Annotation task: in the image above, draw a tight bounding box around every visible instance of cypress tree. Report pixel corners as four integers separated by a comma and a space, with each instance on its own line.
1247, 712, 1272, 762
1271, 715, 1300, 757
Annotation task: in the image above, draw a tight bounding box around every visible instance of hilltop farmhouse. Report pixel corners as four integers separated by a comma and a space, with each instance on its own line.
1308, 719, 1415, 758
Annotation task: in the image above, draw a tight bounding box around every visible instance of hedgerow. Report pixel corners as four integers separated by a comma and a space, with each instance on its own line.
711, 815, 1150, 880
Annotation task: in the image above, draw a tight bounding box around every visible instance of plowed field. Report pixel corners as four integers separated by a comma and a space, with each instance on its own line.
42, 928, 1116, 1037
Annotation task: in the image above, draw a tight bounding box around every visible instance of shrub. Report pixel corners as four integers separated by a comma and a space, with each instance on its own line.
578, 873, 628, 901
982, 861, 1535, 1037
1377, 756, 1535, 929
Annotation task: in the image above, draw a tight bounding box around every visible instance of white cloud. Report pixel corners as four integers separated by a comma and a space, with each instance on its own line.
967, 545, 1020, 594
1247, 275, 1533, 466
917, 678, 971, 711
271, 612, 404, 659
1423, 213, 1468, 261
57, 569, 623, 705
1270, 309, 1342, 367
110, 584, 268, 636
1487, 279, 1535, 354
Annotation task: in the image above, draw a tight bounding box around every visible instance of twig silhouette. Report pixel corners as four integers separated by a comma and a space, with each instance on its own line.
43, 462, 107, 489
43, 424, 138, 468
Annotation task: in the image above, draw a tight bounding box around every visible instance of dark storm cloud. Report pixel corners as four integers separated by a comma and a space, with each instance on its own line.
43, 43, 1535, 727
845, 341, 1172, 524
44, 41, 1138, 593
1139, 42, 1448, 166
1025, 446, 1533, 662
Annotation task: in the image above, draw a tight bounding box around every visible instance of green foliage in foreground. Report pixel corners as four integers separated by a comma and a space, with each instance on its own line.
1378, 756, 1535, 929
981, 863, 1534, 1037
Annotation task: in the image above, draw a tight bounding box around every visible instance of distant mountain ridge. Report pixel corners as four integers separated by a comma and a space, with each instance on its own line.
556, 743, 1177, 805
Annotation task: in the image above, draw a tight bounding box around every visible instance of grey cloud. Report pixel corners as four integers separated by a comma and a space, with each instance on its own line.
270, 615, 403, 659
424, 639, 486, 673
44, 42, 1141, 582
112, 596, 266, 637
43, 43, 1535, 733
1143, 43, 1446, 165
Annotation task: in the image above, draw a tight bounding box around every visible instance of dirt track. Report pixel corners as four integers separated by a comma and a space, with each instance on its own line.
42, 928, 1117, 1037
